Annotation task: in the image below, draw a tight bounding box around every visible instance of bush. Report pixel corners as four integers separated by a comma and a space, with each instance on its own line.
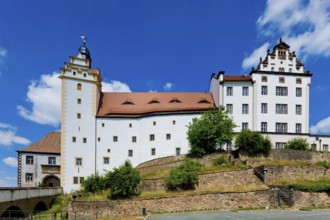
165, 160, 203, 191
187, 107, 236, 157
81, 173, 106, 194
285, 138, 309, 151
316, 161, 330, 169
213, 155, 229, 166
105, 160, 141, 199
235, 130, 272, 156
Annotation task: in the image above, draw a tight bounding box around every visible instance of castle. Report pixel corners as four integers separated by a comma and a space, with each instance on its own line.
17, 39, 330, 192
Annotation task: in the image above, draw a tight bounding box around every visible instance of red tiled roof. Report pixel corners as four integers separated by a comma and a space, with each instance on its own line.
223, 75, 252, 82
17, 131, 61, 154
97, 92, 215, 117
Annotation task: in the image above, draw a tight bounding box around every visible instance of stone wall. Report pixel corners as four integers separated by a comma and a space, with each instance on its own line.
68, 190, 330, 219
142, 168, 263, 191
263, 165, 329, 184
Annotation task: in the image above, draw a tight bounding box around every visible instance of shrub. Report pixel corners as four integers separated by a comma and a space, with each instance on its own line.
316, 161, 330, 169
187, 107, 236, 157
235, 130, 272, 156
105, 160, 141, 199
285, 138, 309, 151
213, 155, 229, 166
165, 160, 203, 191
81, 173, 106, 194
289, 179, 330, 192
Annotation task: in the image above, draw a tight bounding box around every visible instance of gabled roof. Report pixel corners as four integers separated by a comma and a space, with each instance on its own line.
97, 92, 215, 117
273, 39, 290, 50
223, 75, 252, 82
17, 131, 61, 154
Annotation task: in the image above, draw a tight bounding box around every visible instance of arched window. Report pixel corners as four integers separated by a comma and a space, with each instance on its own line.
77, 83, 82, 91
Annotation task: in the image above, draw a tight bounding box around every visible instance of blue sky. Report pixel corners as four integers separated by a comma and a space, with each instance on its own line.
1, 0, 330, 186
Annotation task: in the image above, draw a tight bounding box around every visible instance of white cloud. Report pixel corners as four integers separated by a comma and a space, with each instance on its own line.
18, 73, 131, 126
2, 157, 17, 168
102, 80, 131, 92
310, 116, 330, 134
17, 72, 61, 127
0, 47, 7, 57
242, 43, 270, 69
163, 82, 173, 91
0, 122, 30, 146
243, 0, 330, 68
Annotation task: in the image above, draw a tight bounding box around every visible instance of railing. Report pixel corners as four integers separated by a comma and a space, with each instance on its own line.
0, 187, 62, 203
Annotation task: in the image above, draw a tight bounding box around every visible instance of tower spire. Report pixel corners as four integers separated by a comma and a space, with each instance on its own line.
81, 36, 87, 46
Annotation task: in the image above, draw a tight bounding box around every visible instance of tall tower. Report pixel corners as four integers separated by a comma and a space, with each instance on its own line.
60, 37, 102, 192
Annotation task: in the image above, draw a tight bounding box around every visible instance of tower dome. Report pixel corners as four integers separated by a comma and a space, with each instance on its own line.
78, 36, 91, 61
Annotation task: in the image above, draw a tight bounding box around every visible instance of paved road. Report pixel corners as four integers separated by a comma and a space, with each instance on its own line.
147, 210, 330, 220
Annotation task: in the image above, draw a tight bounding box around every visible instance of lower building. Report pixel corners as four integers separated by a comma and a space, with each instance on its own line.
17, 131, 61, 187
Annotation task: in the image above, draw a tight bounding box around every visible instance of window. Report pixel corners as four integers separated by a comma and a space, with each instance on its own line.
295, 88, 302, 97
113, 136, 118, 142
129, 123, 132, 128
132, 136, 137, 143
276, 87, 288, 96
227, 87, 233, 96
262, 76, 267, 82
296, 123, 302, 133
107, 149, 111, 153
102, 123, 105, 127
98, 137, 101, 142
77, 113, 81, 119
276, 104, 288, 114
73, 177, 78, 184
275, 142, 286, 149
242, 123, 248, 130
150, 134, 155, 141
151, 148, 156, 156
296, 78, 302, 84
166, 134, 171, 140
48, 157, 56, 165
276, 123, 287, 133
279, 67, 285, 72
83, 73, 87, 77
77, 98, 81, 104
128, 150, 133, 157
261, 122, 267, 132
153, 121, 156, 126
77, 83, 82, 91
296, 105, 302, 115
176, 148, 181, 155
26, 173, 33, 182
242, 104, 249, 114
103, 157, 110, 164
261, 86, 268, 95
80, 177, 85, 184
73, 71, 76, 76
83, 137, 87, 143
76, 158, 82, 166
311, 144, 317, 151
242, 87, 249, 96
279, 77, 285, 83
72, 137, 76, 142
226, 104, 233, 114
289, 68, 292, 72
323, 145, 329, 152
261, 103, 267, 114
271, 67, 274, 71
172, 120, 176, 125
26, 156, 34, 165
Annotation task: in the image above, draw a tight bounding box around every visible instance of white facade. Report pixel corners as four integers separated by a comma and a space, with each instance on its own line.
209, 39, 330, 150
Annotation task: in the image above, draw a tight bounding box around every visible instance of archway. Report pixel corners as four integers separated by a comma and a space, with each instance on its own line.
33, 201, 48, 214
1, 206, 25, 219
42, 175, 60, 187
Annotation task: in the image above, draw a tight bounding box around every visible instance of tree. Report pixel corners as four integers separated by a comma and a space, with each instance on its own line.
235, 129, 272, 156
285, 137, 309, 151
187, 107, 236, 157
81, 173, 106, 194
105, 160, 141, 199
165, 160, 203, 191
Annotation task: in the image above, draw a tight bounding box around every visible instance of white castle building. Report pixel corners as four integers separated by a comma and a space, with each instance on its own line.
18, 38, 330, 192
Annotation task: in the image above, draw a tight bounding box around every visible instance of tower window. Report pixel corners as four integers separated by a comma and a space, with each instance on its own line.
102, 123, 105, 127
262, 76, 267, 82
73, 177, 78, 184
150, 134, 155, 141
77, 98, 81, 104
128, 150, 133, 157
132, 136, 137, 143
153, 121, 156, 126
279, 77, 285, 83
26, 173, 33, 182
73, 71, 76, 76
261, 103, 267, 114
296, 78, 302, 84
48, 157, 56, 165
113, 136, 118, 142
77, 83, 82, 91
26, 156, 34, 165
72, 137, 76, 142
129, 123, 132, 128
77, 113, 81, 119
83, 73, 87, 77
103, 157, 110, 164
76, 158, 82, 166
83, 138, 87, 143
172, 120, 176, 125
151, 148, 156, 156
98, 137, 101, 142
296, 88, 302, 97
166, 134, 171, 140
261, 86, 268, 95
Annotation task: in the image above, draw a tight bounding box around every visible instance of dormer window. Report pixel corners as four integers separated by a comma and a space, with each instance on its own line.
169, 98, 181, 103
148, 98, 160, 104
198, 98, 210, 104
